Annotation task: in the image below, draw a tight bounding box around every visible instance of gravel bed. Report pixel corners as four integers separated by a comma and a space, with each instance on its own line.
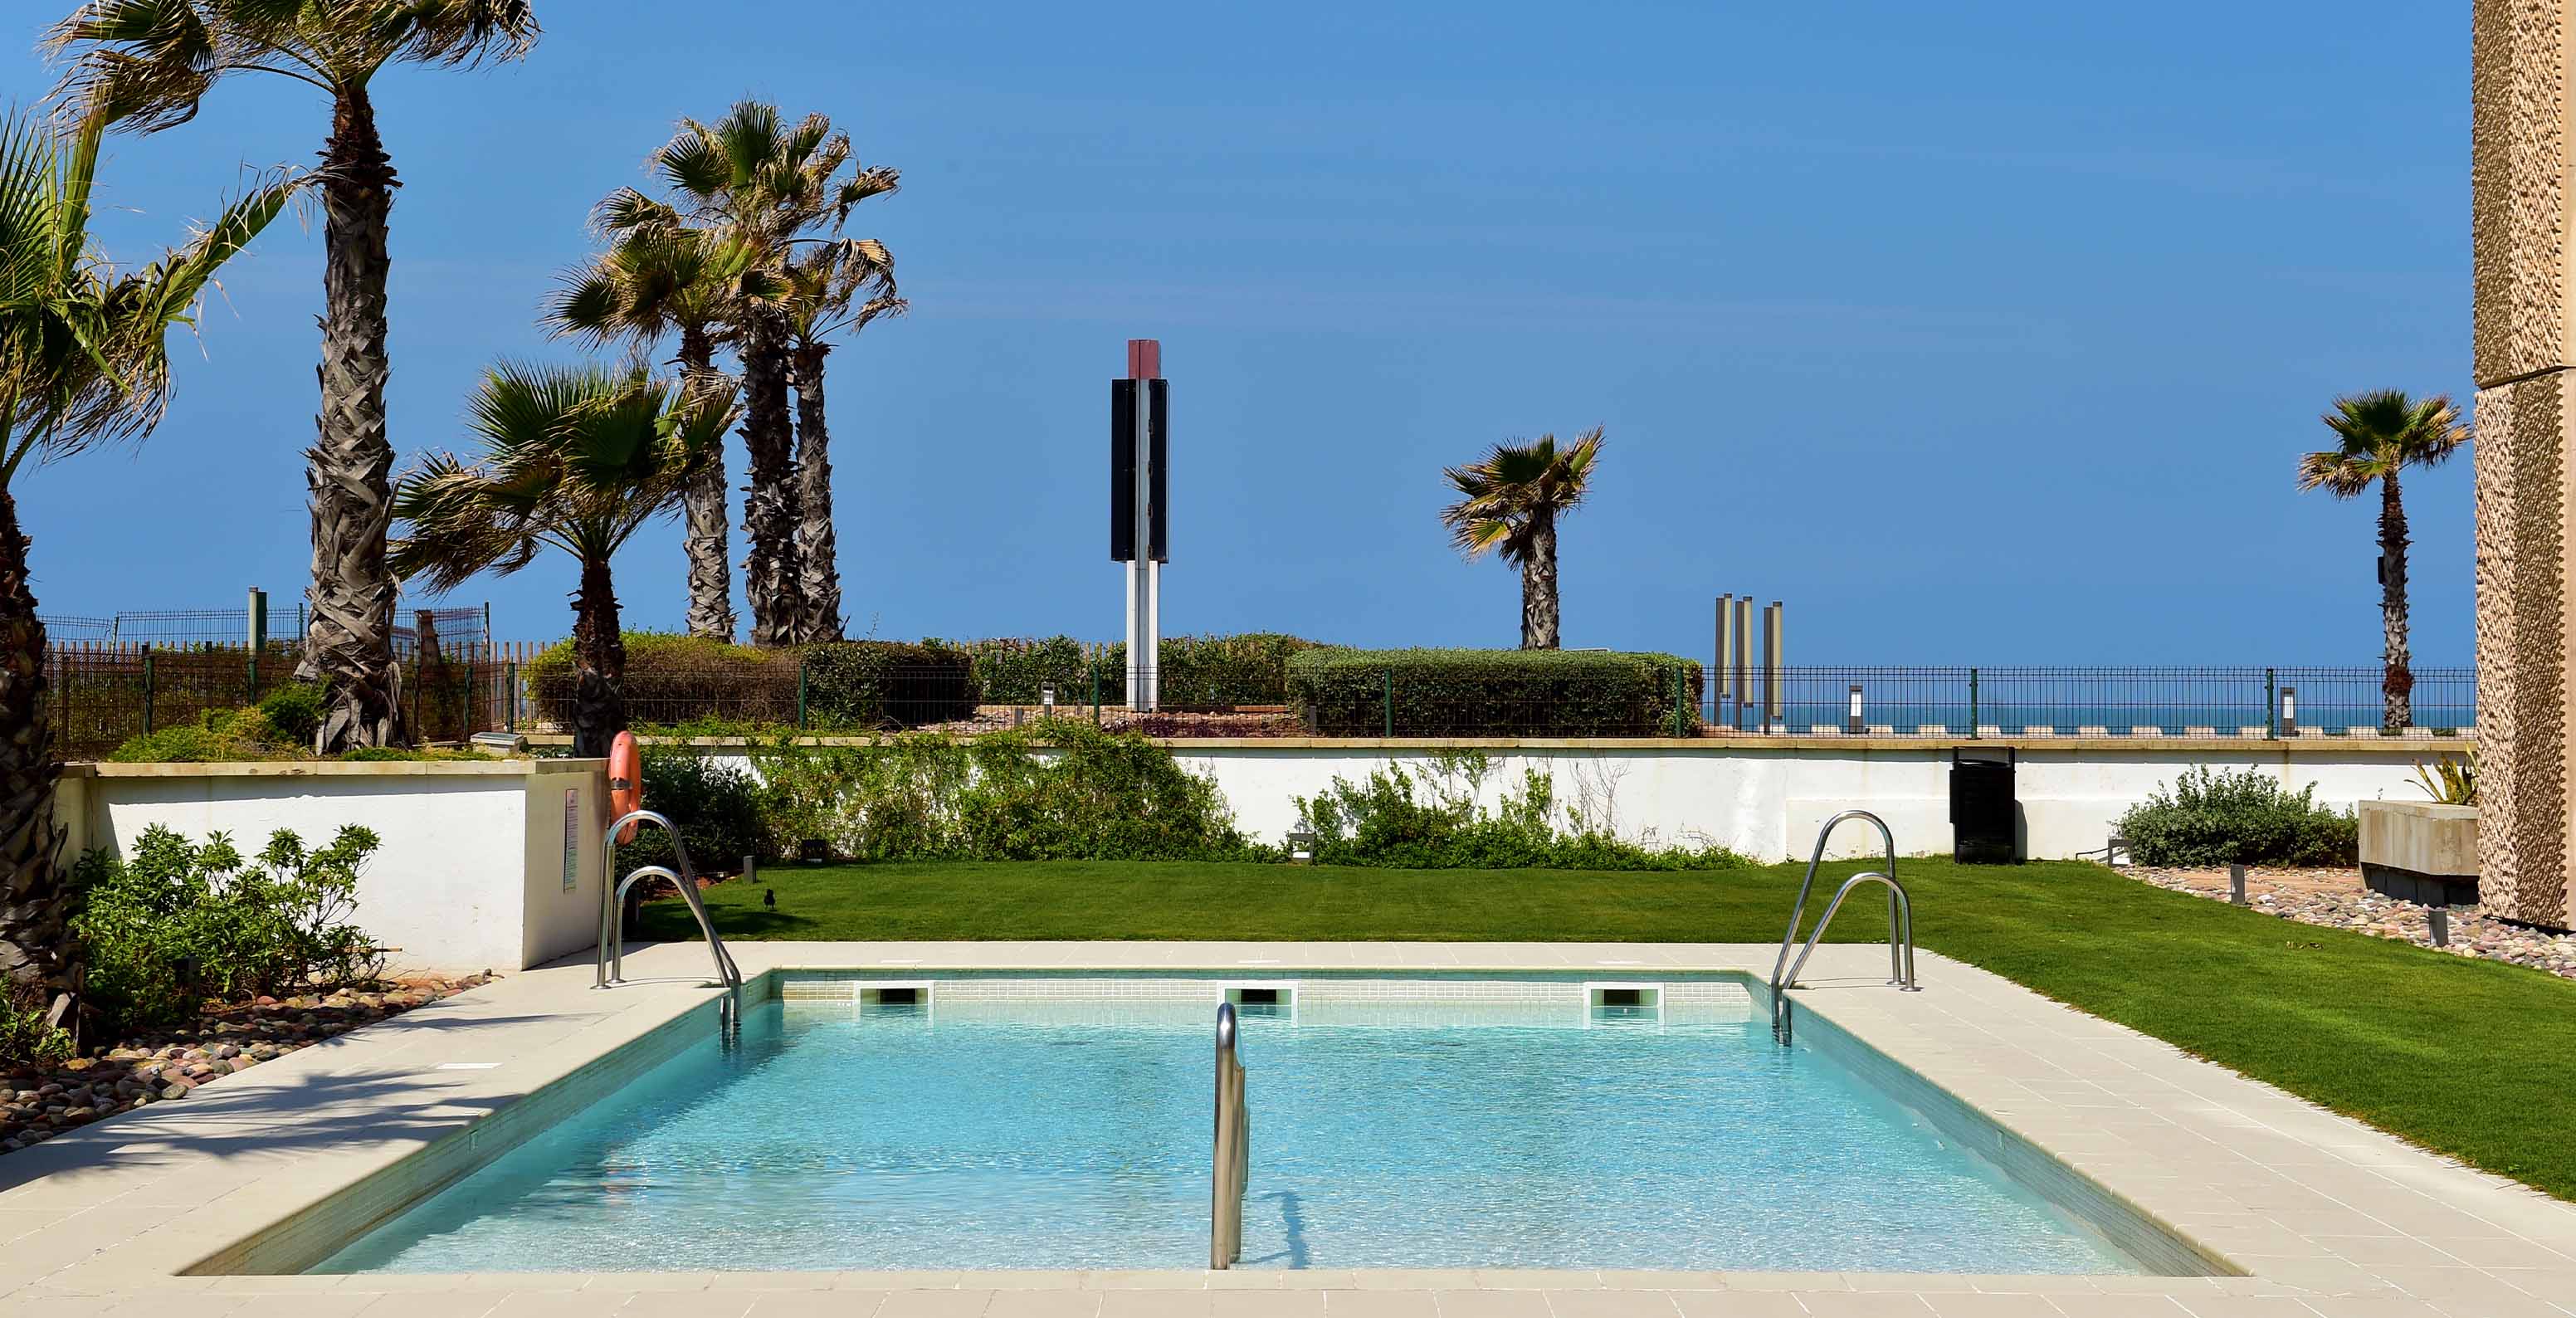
2, 974, 492, 1156
2126, 865, 2576, 980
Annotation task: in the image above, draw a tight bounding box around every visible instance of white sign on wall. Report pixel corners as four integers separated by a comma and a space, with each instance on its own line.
563, 788, 579, 891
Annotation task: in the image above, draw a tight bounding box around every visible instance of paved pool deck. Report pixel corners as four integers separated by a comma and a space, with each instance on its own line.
2, 940, 2572, 1318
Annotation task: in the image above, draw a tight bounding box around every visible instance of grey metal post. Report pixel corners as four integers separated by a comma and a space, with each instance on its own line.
1732, 595, 1752, 731
1715, 593, 1733, 725
1764, 601, 1783, 731
2229, 863, 2247, 906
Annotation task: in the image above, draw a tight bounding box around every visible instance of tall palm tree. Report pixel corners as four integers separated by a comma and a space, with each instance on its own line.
644, 101, 896, 645
50, 0, 541, 751
389, 362, 732, 756
2300, 390, 2471, 730
0, 105, 297, 1025
782, 237, 901, 643
545, 191, 763, 642
1439, 427, 1605, 650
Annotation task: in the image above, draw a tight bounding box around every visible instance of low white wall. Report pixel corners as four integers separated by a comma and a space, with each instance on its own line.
665, 736, 2457, 862
58, 759, 609, 974
1164, 742, 2448, 859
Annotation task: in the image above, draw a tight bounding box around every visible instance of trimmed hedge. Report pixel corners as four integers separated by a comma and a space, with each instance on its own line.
523, 632, 978, 732
1286, 647, 1702, 737
525, 633, 798, 729
802, 641, 980, 730
946, 632, 1328, 707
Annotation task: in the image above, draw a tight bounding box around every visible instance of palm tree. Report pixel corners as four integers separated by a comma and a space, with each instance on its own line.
50, 0, 542, 751
0, 105, 296, 1026
782, 237, 901, 643
389, 363, 732, 756
643, 101, 896, 645
545, 192, 764, 642
1439, 427, 1605, 650
2300, 390, 2471, 730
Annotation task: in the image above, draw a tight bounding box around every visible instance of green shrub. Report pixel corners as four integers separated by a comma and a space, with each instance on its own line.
1295, 751, 1745, 869
2, 985, 71, 1067
754, 719, 1264, 862
948, 635, 1099, 704
617, 749, 769, 870
106, 706, 294, 762
1286, 647, 1702, 737
72, 824, 383, 1033
800, 641, 980, 730
2116, 767, 2359, 866
256, 681, 326, 747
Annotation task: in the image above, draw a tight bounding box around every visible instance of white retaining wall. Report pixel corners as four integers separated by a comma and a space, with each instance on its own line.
676, 738, 2456, 861
1163, 742, 2449, 859
55, 759, 611, 974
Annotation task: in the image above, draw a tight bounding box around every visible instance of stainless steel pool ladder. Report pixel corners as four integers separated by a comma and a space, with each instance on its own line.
1211, 1001, 1250, 1269
1769, 809, 1917, 1044
594, 808, 744, 1032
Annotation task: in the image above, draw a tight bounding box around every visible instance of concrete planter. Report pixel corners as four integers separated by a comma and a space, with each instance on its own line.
54, 758, 611, 974
2357, 799, 2480, 907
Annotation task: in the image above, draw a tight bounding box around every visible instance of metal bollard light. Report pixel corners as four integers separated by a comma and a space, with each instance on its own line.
2229, 863, 2247, 906
2429, 906, 2451, 948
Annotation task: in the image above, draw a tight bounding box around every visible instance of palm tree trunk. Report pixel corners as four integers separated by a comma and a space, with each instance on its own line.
0, 489, 74, 1028
677, 325, 736, 642
790, 341, 843, 643
300, 83, 408, 752
2380, 471, 2413, 729
1524, 509, 1561, 650
738, 310, 801, 646
570, 556, 627, 759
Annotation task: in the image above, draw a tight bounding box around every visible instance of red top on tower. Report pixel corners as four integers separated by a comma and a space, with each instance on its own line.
1125, 339, 1161, 380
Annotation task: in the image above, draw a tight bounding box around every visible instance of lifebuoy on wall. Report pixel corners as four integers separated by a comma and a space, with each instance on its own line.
608, 730, 642, 843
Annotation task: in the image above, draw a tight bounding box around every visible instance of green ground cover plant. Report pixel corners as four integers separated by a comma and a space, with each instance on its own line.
2118, 766, 2359, 866
1296, 751, 1744, 869
643, 855, 2576, 1203
72, 825, 383, 1035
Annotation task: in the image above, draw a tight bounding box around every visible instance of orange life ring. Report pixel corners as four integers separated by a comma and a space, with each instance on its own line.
608, 730, 642, 844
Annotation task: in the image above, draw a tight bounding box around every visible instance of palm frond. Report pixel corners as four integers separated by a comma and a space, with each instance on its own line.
1437, 427, 1605, 563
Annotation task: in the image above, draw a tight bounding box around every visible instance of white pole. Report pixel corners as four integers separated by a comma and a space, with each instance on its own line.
1129, 374, 1156, 711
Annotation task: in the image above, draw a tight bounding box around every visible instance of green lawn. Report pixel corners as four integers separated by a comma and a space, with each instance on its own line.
643, 857, 2576, 1201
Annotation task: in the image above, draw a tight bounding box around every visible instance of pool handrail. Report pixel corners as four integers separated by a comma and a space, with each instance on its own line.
1769, 809, 1916, 1043
594, 809, 744, 1024
1211, 1001, 1249, 1269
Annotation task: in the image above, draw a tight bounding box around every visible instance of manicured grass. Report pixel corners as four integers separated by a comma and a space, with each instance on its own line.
645, 857, 2576, 1201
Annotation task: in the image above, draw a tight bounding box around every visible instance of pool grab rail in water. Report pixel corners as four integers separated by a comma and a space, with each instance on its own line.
1211, 1001, 1250, 1268
594, 808, 744, 1031
1769, 808, 1917, 1044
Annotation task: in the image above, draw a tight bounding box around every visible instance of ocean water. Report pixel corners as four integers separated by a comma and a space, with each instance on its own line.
315, 981, 2140, 1274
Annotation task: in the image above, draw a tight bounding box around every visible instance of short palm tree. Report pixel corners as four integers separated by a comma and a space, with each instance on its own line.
643, 101, 897, 645
0, 105, 296, 1024
2299, 389, 2471, 730
545, 193, 764, 642
1439, 427, 1604, 650
389, 363, 733, 757
782, 237, 901, 643
50, 0, 542, 752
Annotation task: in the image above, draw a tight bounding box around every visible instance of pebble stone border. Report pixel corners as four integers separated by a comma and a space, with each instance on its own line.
2127, 865, 2576, 979
2, 974, 494, 1156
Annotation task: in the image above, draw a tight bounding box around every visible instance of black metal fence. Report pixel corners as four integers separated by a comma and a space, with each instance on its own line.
39, 602, 486, 656
1707, 666, 2476, 738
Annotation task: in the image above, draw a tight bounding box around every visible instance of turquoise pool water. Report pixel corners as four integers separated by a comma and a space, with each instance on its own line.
315, 976, 2141, 1273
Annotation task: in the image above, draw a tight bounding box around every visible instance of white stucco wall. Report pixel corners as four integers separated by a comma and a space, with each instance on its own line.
670, 737, 2455, 862
58, 759, 608, 974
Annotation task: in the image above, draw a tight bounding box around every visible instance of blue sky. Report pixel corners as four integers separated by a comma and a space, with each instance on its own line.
5, 1, 2468, 662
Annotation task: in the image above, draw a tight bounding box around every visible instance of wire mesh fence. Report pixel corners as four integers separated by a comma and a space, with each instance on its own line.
37, 602, 486, 653
1706, 666, 2476, 738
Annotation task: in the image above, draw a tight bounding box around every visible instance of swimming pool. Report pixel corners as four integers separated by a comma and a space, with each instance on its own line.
314, 973, 2167, 1274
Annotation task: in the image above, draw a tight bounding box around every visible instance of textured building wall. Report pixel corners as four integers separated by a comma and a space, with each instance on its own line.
2473, 0, 2576, 926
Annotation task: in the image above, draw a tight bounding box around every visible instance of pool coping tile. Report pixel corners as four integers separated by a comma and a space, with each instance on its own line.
0, 941, 2568, 1316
